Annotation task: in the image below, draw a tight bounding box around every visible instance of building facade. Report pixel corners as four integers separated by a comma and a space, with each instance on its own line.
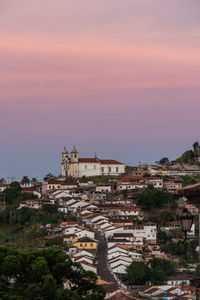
61, 146, 125, 178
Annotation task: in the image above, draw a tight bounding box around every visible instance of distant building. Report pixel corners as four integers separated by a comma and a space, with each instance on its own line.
61, 146, 125, 178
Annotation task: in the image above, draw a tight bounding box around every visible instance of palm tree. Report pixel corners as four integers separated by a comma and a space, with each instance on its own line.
31, 177, 37, 183
0, 178, 6, 184
21, 176, 30, 186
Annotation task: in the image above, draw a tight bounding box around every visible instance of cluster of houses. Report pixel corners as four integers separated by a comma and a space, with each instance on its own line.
38, 192, 168, 282
41, 175, 183, 194
140, 282, 195, 300
1, 166, 200, 299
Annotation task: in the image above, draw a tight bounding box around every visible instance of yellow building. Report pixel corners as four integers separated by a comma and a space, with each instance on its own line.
63, 234, 78, 244
73, 237, 97, 250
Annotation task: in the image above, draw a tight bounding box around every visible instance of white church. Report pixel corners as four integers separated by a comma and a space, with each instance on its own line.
61, 146, 125, 178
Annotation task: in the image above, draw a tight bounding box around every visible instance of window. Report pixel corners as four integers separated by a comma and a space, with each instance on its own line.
85, 243, 87, 246
116, 167, 119, 172
90, 243, 93, 247
80, 243, 83, 247
94, 165, 96, 169
85, 165, 87, 169
109, 167, 111, 172
101, 167, 104, 172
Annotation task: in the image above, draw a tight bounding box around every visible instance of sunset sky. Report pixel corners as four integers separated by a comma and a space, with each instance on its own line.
1, 0, 200, 179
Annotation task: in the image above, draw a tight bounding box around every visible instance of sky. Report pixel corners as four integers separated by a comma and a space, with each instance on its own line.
1, 0, 200, 180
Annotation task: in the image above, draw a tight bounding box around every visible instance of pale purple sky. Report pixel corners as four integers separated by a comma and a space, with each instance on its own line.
1, 0, 200, 180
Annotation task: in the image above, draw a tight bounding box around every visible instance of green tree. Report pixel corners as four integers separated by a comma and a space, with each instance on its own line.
158, 157, 170, 166
31, 177, 37, 183
192, 264, 200, 278
182, 176, 197, 187
0, 246, 105, 300
43, 173, 55, 181
122, 189, 128, 198
3, 182, 22, 206
160, 211, 175, 225
138, 186, 174, 210
13, 207, 35, 226
176, 150, 195, 164
149, 257, 177, 285
127, 261, 149, 285
42, 204, 58, 215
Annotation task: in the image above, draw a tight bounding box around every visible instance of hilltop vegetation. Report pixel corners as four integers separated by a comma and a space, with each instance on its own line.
176, 141, 200, 164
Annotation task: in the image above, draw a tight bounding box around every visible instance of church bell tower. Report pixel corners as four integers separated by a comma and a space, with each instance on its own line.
70, 146, 79, 177
61, 146, 69, 178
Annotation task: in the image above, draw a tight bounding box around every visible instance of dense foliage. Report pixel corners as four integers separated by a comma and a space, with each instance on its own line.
182, 175, 198, 187
127, 258, 177, 285
3, 182, 22, 206
176, 150, 195, 164
158, 157, 170, 166
138, 186, 176, 210
0, 246, 105, 300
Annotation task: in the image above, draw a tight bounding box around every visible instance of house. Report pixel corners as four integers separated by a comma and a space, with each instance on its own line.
63, 234, 78, 244
74, 256, 94, 265
185, 203, 198, 214
63, 226, 81, 235
105, 289, 138, 300
164, 178, 182, 193
111, 264, 127, 278
81, 262, 97, 273
109, 257, 132, 270
117, 183, 147, 191
68, 246, 77, 255
147, 177, 163, 189
19, 198, 52, 209
96, 184, 114, 193
118, 207, 141, 218
113, 233, 134, 242
161, 221, 195, 236
0, 184, 10, 192
165, 273, 191, 286
76, 229, 95, 239
73, 237, 98, 250
73, 250, 94, 258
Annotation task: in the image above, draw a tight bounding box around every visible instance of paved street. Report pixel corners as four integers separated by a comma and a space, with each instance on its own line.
95, 232, 118, 285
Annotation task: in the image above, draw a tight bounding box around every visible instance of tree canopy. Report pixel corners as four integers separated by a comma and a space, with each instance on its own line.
138, 186, 175, 210
43, 173, 55, 181
0, 246, 105, 300
127, 258, 177, 285
3, 182, 22, 206
158, 157, 170, 166
127, 261, 149, 285
182, 175, 198, 187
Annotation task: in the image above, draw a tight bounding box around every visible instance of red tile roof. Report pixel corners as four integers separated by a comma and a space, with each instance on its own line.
100, 159, 124, 165
78, 158, 124, 165
79, 158, 100, 163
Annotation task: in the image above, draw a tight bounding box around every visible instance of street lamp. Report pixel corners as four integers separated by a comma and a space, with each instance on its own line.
177, 208, 194, 241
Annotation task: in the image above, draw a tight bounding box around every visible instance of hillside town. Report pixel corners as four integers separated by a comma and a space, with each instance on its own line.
1, 145, 200, 299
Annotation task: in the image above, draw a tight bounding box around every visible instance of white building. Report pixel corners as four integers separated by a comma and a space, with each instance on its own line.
61, 146, 125, 178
